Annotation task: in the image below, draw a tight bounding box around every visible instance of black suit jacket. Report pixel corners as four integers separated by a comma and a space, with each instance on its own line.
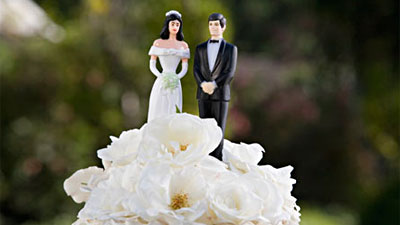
194, 39, 237, 101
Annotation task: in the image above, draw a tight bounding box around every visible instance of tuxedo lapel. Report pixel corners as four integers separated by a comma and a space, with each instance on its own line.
211, 39, 226, 77
200, 41, 211, 78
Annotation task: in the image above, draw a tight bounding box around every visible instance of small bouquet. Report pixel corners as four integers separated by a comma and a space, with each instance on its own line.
64, 114, 301, 225
161, 72, 179, 92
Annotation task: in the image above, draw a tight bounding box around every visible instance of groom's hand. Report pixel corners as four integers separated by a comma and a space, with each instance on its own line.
205, 81, 217, 95
201, 82, 215, 95
208, 81, 217, 94
201, 82, 211, 94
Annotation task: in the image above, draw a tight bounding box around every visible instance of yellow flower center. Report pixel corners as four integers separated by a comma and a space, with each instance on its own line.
167, 147, 176, 155
170, 193, 189, 210
180, 144, 189, 151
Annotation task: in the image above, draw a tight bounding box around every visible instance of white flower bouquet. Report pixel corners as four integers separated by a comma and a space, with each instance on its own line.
161, 72, 179, 92
64, 113, 301, 225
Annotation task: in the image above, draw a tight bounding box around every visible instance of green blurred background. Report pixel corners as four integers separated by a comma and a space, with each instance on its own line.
0, 0, 398, 224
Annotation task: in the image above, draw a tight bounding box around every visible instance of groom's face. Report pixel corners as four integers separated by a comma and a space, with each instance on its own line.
208, 20, 225, 37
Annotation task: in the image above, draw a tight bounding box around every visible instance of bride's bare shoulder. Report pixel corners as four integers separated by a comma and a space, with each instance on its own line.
153, 39, 166, 47
179, 41, 189, 49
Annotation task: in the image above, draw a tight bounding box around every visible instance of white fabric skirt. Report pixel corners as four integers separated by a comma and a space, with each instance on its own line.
147, 77, 182, 122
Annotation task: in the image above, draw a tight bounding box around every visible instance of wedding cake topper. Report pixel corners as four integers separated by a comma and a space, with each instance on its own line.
147, 10, 189, 122
63, 11, 301, 225
194, 13, 238, 160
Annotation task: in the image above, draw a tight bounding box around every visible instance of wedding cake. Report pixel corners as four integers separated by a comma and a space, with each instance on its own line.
64, 113, 301, 225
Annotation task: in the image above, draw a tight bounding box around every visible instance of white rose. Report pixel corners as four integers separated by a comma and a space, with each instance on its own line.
73, 218, 156, 225
78, 186, 134, 221
97, 129, 142, 167
241, 171, 285, 222
95, 162, 143, 193
195, 156, 230, 185
137, 113, 222, 167
66, 113, 300, 225
222, 140, 265, 174
129, 162, 208, 223
197, 155, 228, 172
64, 166, 105, 203
208, 174, 264, 224
192, 157, 236, 224
107, 218, 155, 225
258, 165, 296, 198
256, 165, 301, 225
72, 218, 103, 225
120, 162, 143, 192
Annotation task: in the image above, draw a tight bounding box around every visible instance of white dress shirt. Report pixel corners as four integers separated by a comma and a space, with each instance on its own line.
207, 39, 222, 71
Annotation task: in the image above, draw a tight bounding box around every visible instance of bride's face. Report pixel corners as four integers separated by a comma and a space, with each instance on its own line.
168, 20, 180, 35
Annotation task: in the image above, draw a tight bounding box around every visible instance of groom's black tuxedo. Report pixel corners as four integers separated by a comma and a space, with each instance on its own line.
194, 39, 237, 101
194, 39, 237, 160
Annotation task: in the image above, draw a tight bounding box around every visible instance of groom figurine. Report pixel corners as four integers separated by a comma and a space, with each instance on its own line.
194, 13, 238, 160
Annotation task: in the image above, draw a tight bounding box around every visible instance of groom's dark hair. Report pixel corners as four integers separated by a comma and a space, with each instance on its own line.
208, 13, 226, 28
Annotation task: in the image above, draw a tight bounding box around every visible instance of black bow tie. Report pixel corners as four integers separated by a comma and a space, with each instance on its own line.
209, 40, 219, 43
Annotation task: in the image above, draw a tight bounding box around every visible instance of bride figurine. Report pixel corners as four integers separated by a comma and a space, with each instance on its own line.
147, 10, 190, 122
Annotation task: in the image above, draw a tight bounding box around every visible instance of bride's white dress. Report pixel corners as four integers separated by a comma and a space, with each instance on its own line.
147, 46, 190, 122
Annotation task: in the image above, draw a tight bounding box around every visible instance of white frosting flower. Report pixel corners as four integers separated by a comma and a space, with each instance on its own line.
64, 166, 105, 203
137, 113, 222, 167
97, 129, 142, 167
222, 140, 265, 173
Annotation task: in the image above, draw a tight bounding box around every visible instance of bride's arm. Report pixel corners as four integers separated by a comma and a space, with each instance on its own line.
177, 42, 189, 79
149, 39, 163, 77
177, 58, 188, 79
149, 55, 161, 77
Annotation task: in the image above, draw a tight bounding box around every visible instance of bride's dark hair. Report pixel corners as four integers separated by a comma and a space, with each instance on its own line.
160, 13, 184, 41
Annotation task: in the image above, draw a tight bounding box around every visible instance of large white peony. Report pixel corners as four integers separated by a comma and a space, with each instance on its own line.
137, 113, 222, 167
64, 113, 300, 225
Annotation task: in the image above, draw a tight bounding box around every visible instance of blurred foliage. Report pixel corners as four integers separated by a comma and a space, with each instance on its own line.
359, 178, 399, 225
0, 0, 398, 224
300, 204, 357, 225
225, 0, 398, 220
